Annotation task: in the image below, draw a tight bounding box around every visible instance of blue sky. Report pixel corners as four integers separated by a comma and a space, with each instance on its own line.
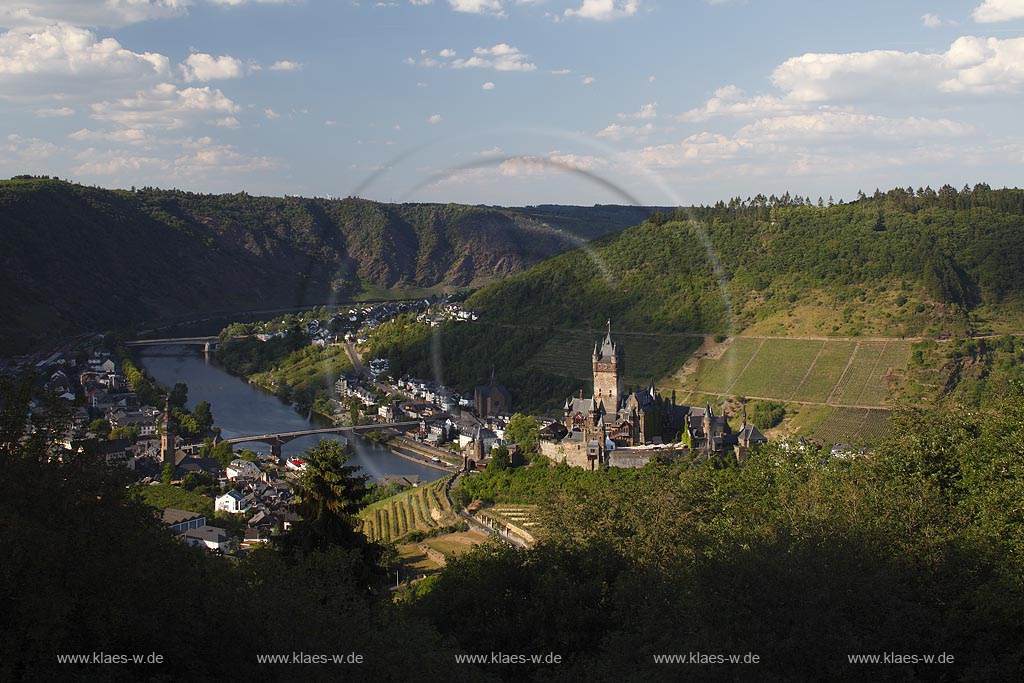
1, 0, 1022, 206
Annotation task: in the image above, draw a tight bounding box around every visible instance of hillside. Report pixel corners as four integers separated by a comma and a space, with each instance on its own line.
380, 185, 1024, 414
0, 177, 654, 353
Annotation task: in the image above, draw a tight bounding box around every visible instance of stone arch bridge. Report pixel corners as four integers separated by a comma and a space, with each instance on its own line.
222, 421, 420, 461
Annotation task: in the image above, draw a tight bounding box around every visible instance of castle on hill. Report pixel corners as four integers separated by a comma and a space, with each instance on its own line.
540, 322, 767, 469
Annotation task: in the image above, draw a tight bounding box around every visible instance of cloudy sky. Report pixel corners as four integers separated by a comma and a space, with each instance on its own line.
1, 0, 1022, 206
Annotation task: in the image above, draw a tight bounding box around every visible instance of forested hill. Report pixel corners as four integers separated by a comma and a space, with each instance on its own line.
467, 184, 1024, 338
0, 177, 654, 352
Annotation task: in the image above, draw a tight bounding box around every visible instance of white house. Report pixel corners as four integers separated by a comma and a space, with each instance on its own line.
183, 525, 235, 552
216, 490, 253, 514
226, 458, 261, 480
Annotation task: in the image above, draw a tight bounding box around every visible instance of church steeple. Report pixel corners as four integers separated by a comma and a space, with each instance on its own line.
160, 394, 174, 466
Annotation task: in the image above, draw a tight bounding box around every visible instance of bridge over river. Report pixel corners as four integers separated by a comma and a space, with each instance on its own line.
223, 421, 420, 460
124, 336, 222, 351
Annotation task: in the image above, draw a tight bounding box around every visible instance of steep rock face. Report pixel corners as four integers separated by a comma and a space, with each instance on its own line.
0, 179, 653, 350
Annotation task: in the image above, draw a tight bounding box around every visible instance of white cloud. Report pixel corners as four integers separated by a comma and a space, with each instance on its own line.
71, 139, 277, 181
69, 127, 148, 143
564, 0, 638, 21
268, 60, 302, 71
71, 148, 168, 176
771, 35, 1024, 100
597, 122, 654, 141
482, 81, 495, 89
180, 53, 245, 81
621, 112, 975, 172
264, 108, 279, 119
207, 0, 293, 6
0, 1, 190, 30
972, 0, 1024, 23
410, 0, 433, 5
439, 48, 456, 58
1, 133, 62, 161
212, 116, 239, 127
448, 0, 505, 16
90, 82, 240, 129
735, 111, 974, 142
476, 146, 503, 155
35, 106, 76, 117
582, 75, 595, 84
680, 85, 797, 121
0, 1, 294, 30
551, 68, 571, 75
428, 113, 442, 123
451, 44, 536, 72
0, 24, 169, 86
922, 13, 943, 28
619, 102, 656, 119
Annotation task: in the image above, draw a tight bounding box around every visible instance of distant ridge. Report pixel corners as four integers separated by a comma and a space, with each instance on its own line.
0, 176, 657, 352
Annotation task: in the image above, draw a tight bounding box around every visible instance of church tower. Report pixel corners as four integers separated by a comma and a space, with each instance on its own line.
593, 320, 624, 411
161, 396, 174, 466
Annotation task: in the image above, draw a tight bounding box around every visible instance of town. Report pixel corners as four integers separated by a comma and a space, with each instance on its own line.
1, 295, 786, 558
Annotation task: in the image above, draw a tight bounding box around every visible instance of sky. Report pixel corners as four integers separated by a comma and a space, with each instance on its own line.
1, 0, 1022, 206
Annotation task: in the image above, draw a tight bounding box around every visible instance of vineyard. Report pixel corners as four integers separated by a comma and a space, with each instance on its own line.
685, 337, 911, 407
813, 408, 893, 444
359, 477, 459, 544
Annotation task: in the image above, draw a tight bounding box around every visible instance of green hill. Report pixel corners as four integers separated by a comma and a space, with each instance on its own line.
381, 185, 1024, 412
0, 176, 654, 353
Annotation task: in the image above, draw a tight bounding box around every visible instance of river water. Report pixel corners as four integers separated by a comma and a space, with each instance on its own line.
136, 345, 442, 483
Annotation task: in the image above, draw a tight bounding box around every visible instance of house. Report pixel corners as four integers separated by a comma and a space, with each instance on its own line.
162, 508, 207, 534
379, 474, 421, 488
286, 457, 307, 472
226, 458, 261, 480
97, 439, 135, 469
243, 528, 271, 545
216, 490, 253, 514
183, 525, 235, 552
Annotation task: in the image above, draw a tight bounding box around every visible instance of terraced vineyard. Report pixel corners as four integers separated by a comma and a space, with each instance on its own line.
686, 337, 912, 408
487, 504, 539, 534
813, 408, 893, 444
359, 477, 459, 544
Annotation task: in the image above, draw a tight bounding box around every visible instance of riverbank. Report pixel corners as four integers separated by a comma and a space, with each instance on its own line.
136, 345, 444, 482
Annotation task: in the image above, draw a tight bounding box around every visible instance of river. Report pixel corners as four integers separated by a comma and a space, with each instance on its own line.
136, 345, 443, 483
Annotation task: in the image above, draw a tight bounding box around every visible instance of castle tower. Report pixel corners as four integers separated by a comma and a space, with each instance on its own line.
592, 320, 624, 412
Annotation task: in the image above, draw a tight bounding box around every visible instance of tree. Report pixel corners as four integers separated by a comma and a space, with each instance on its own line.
168, 382, 188, 409
89, 418, 111, 439
285, 439, 371, 553
193, 401, 213, 433
161, 461, 175, 483
488, 445, 510, 471
108, 425, 140, 443
504, 413, 540, 454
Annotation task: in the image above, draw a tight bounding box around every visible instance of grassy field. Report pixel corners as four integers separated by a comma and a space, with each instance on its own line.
251, 344, 353, 393
424, 530, 491, 558
359, 478, 459, 544
681, 337, 912, 408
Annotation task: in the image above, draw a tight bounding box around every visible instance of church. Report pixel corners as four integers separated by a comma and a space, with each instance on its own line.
543, 322, 766, 469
